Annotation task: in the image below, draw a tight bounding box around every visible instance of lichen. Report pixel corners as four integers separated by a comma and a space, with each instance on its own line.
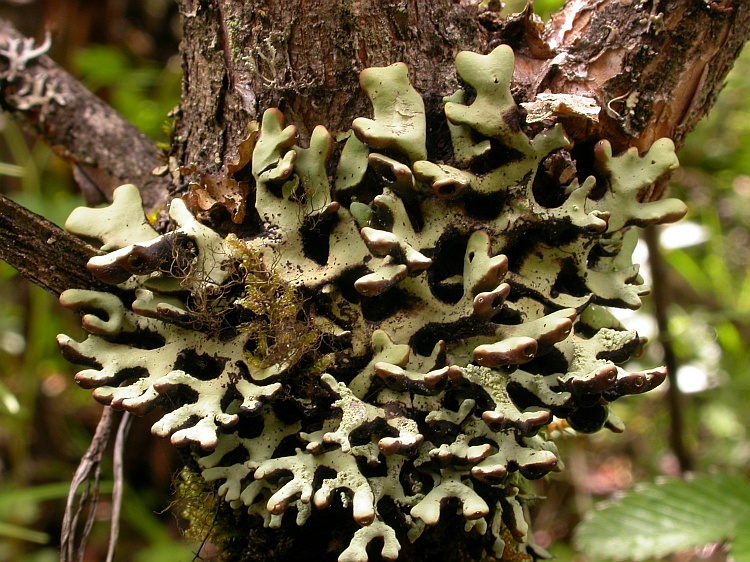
58, 45, 685, 561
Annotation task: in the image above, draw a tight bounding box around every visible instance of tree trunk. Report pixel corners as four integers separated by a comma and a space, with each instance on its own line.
4, 0, 747, 293
171, 0, 750, 195
170, 0, 486, 192
0, 1, 749, 561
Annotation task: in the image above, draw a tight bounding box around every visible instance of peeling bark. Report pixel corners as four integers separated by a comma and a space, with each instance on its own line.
516, 0, 750, 155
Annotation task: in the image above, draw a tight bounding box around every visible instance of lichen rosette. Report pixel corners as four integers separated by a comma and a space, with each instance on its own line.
58, 44, 685, 561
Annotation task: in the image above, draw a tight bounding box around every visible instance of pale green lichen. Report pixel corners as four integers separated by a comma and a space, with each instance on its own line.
352, 62, 427, 163
58, 44, 686, 561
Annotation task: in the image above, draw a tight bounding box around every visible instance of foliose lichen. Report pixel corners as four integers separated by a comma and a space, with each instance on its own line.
58, 44, 686, 561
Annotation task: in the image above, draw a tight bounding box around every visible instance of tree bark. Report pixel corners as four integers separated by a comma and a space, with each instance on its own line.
170, 0, 486, 190
0, 18, 171, 212
530, 0, 750, 157
0, 193, 113, 296
171, 0, 750, 185
0, 1, 749, 561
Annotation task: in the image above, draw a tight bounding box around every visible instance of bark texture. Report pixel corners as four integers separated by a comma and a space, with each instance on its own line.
0, 2, 749, 561
523, 0, 750, 152
0, 193, 112, 296
171, 0, 486, 191
0, 18, 171, 212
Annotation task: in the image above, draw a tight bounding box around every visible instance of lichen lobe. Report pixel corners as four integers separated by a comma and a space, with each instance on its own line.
58, 45, 685, 561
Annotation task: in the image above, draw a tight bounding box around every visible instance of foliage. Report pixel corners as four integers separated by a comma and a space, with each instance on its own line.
557, 43, 750, 562
666, 45, 750, 429
575, 474, 750, 561
72, 44, 181, 144
0, 7, 183, 561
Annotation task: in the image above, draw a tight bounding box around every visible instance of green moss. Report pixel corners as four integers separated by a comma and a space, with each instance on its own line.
227, 234, 323, 376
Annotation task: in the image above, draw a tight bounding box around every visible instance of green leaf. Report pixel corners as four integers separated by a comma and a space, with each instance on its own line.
574, 474, 750, 561
72, 45, 130, 91
0, 521, 49, 543
0, 162, 25, 177
731, 518, 750, 562
0, 482, 74, 509
133, 540, 200, 562
665, 248, 711, 295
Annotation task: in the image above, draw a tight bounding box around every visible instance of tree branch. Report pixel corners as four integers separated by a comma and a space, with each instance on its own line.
509, 0, 750, 156
0, 18, 171, 212
644, 225, 694, 473
0, 193, 114, 296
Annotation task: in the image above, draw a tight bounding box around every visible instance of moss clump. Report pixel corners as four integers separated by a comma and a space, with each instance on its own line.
227, 234, 323, 378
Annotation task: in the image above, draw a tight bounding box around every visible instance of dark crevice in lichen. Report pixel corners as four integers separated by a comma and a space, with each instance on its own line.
463, 191, 505, 220
427, 229, 470, 304
174, 349, 228, 382
359, 287, 412, 322
520, 347, 568, 377
490, 305, 522, 326
410, 318, 492, 357
532, 162, 568, 208
301, 216, 335, 265
116, 328, 165, 353
570, 140, 605, 199
478, 138, 526, 174
232, 413, 265, 441
111, 366, 150, 387
565, 403, 609, 434
552, 259, 590, 299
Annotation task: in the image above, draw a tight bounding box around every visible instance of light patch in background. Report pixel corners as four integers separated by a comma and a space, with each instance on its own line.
677, 364, 714, 394
633, 236, 651, 285
659, 221, 711, 250
630, 222, 710, 288
0, 331, 25, 356
611, 307, 657, 341
610, 227, 724, 396
0, 382, 20, 415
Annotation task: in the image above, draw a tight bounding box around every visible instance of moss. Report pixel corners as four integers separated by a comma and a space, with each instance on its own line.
227, 234, 323, 376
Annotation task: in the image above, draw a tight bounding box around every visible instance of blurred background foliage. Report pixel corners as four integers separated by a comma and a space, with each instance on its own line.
0, 0, 748, 561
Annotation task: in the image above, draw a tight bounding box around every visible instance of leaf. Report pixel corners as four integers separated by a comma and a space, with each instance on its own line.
0, 521, 49, 543
0, 482, 99, 510
731, 518, 750, 562
133, 540, 200, 562
665, 248, 712, 295
574, 474, 750, 561
0, 162, 25, 177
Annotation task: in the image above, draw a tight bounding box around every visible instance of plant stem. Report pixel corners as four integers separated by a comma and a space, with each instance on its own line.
644, 225, 694, 473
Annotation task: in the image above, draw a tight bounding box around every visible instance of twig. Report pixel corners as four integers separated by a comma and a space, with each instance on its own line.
644, 225, 694, 473
61, 407, 114, 562
0, 17, 170, 212
191, 500, 221, 562
0, 194, 130, 298
106, 412, 133, 562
